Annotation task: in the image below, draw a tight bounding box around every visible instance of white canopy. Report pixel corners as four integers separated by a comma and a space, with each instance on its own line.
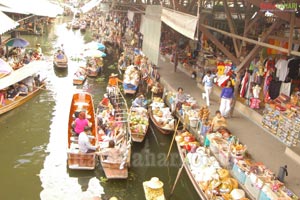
0, 0, 63, 17
0, 11, 19, 34
161, 8, 198, 40
80, 0, 101, 13
0, 60, 47, 90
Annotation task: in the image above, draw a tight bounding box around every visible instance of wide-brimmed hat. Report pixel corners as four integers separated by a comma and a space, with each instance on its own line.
146, 177, 163, 189
110, 73, 118, 77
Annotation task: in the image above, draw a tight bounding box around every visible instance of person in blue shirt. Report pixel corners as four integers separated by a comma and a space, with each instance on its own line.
202, 70, 215, 106
56, 50, 64, 59
219, 81, 234, 117
132, 94, 147, 108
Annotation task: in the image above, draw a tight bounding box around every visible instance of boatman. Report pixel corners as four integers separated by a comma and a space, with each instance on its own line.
36, 43, 42, 55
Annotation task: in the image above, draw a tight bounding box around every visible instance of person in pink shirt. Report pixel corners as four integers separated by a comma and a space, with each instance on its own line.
72, 111, 90, 136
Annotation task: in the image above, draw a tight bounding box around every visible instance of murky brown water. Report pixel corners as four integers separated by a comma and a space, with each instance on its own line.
0, 16, 199, 200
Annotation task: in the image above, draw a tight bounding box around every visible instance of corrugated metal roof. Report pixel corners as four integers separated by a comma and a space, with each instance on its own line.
0, 11, 19, 34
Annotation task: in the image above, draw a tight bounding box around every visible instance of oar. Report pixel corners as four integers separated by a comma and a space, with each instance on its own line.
170, 163, 184, 196
166, 119, 180, 161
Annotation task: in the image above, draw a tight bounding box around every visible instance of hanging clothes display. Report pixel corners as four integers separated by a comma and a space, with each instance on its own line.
269, 80, 282, 100
275, 57, 289, 81
287, 58, 300, 80
240, 70, 249, 98
280, 82, 291, 97
263, 70, 273, 102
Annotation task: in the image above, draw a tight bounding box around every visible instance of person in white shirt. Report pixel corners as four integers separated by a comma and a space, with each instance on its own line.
202, 70, 216, 106
78, 126, 98, 153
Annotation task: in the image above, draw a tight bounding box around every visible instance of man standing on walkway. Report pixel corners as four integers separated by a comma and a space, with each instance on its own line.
202, 71, 215, 106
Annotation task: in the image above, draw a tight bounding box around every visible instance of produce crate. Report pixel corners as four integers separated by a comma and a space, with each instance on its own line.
231, 163, 247, 184
244, 173, 264, 199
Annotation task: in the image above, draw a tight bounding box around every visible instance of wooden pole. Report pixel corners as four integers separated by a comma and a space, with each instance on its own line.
166, 119, 180, 161
170, 163, 184, 195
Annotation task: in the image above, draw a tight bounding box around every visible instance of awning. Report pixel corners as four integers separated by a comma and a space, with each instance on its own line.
0, 60, 47, 90
80, 0, 101, 13
0, 11, 19, 34
161, 8, 198, 40
0, 0, 63, 17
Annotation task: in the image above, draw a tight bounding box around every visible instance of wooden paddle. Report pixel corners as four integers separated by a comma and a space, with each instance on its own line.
170, 163, 184, 195
166, 119, 180, 161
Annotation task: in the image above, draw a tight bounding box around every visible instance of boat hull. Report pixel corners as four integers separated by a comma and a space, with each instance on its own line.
148, 107, 173, 135
67, 92, 98, 170
0, 84, 45, 115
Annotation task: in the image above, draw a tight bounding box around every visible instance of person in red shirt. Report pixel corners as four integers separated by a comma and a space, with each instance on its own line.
97, 93, 110, 113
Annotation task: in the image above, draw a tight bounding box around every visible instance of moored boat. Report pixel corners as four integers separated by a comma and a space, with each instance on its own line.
148, 97, 175, 135
0, 60, 47, 115
129, 106, 149, 142
67, 92, 98, 170
123, 65, 140, 95
73, 67, 87, 85
98, 88, 131, 179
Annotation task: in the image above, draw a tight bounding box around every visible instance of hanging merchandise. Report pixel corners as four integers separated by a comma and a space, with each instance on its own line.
240, 70, 250, 98
217, 61, 225, 76
275, 56, 289, 82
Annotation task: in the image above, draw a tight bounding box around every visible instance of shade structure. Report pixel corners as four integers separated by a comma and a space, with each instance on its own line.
84, 41, 106, 51
5, 38, 29, 47
0, 58, 13, 75
0, 11, 19, 34
83, 49, 106, 58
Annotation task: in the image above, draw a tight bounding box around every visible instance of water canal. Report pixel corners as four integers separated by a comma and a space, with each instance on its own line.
0, 16, 199, 200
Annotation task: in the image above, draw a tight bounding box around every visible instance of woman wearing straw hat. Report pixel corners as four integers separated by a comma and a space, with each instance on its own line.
146, 177, 164, 189
143, 177, 165, 200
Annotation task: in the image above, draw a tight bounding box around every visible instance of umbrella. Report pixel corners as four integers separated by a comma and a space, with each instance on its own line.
0, 58, 13, 76
5, 38, 29, 47
84, 41, 106, 51
83, 49, 106, 57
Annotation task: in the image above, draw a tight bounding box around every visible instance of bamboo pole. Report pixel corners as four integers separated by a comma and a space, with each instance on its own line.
166, 119, 180, 161
170, 163, 184, 195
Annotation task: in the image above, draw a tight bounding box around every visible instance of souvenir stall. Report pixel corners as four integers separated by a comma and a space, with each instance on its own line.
262, 93, 300, 147
201, 126, 298, 200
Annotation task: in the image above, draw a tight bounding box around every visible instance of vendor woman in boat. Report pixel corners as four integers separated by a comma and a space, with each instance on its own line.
132, 94, 147, 108
97, 93, 110, 113
175, 87, 187, 111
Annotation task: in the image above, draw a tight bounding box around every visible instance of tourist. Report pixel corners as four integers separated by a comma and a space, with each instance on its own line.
202, 70, 216, 106
97, 93, 110, 113
0, 90, 6, 105
72, 111, 91, 136
219, 81, 234, 117
78, 126, 98, 153
16, 82, 29, 97
36, 43, 42, 55
6, 85, 18, 100
210, 110, 227, 132
175, 87, 187, 111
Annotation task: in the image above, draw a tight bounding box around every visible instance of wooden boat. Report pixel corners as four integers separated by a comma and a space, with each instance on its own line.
53, 52, 68, 69
73, 67, 87, 85
175, 130, 209, 199
148, 104, 175, 135
123, 65, 140, 95
98, 87, 131, 179
129, 106, 149, 142
0, 61, 47, 115
67, 92, 98, 170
